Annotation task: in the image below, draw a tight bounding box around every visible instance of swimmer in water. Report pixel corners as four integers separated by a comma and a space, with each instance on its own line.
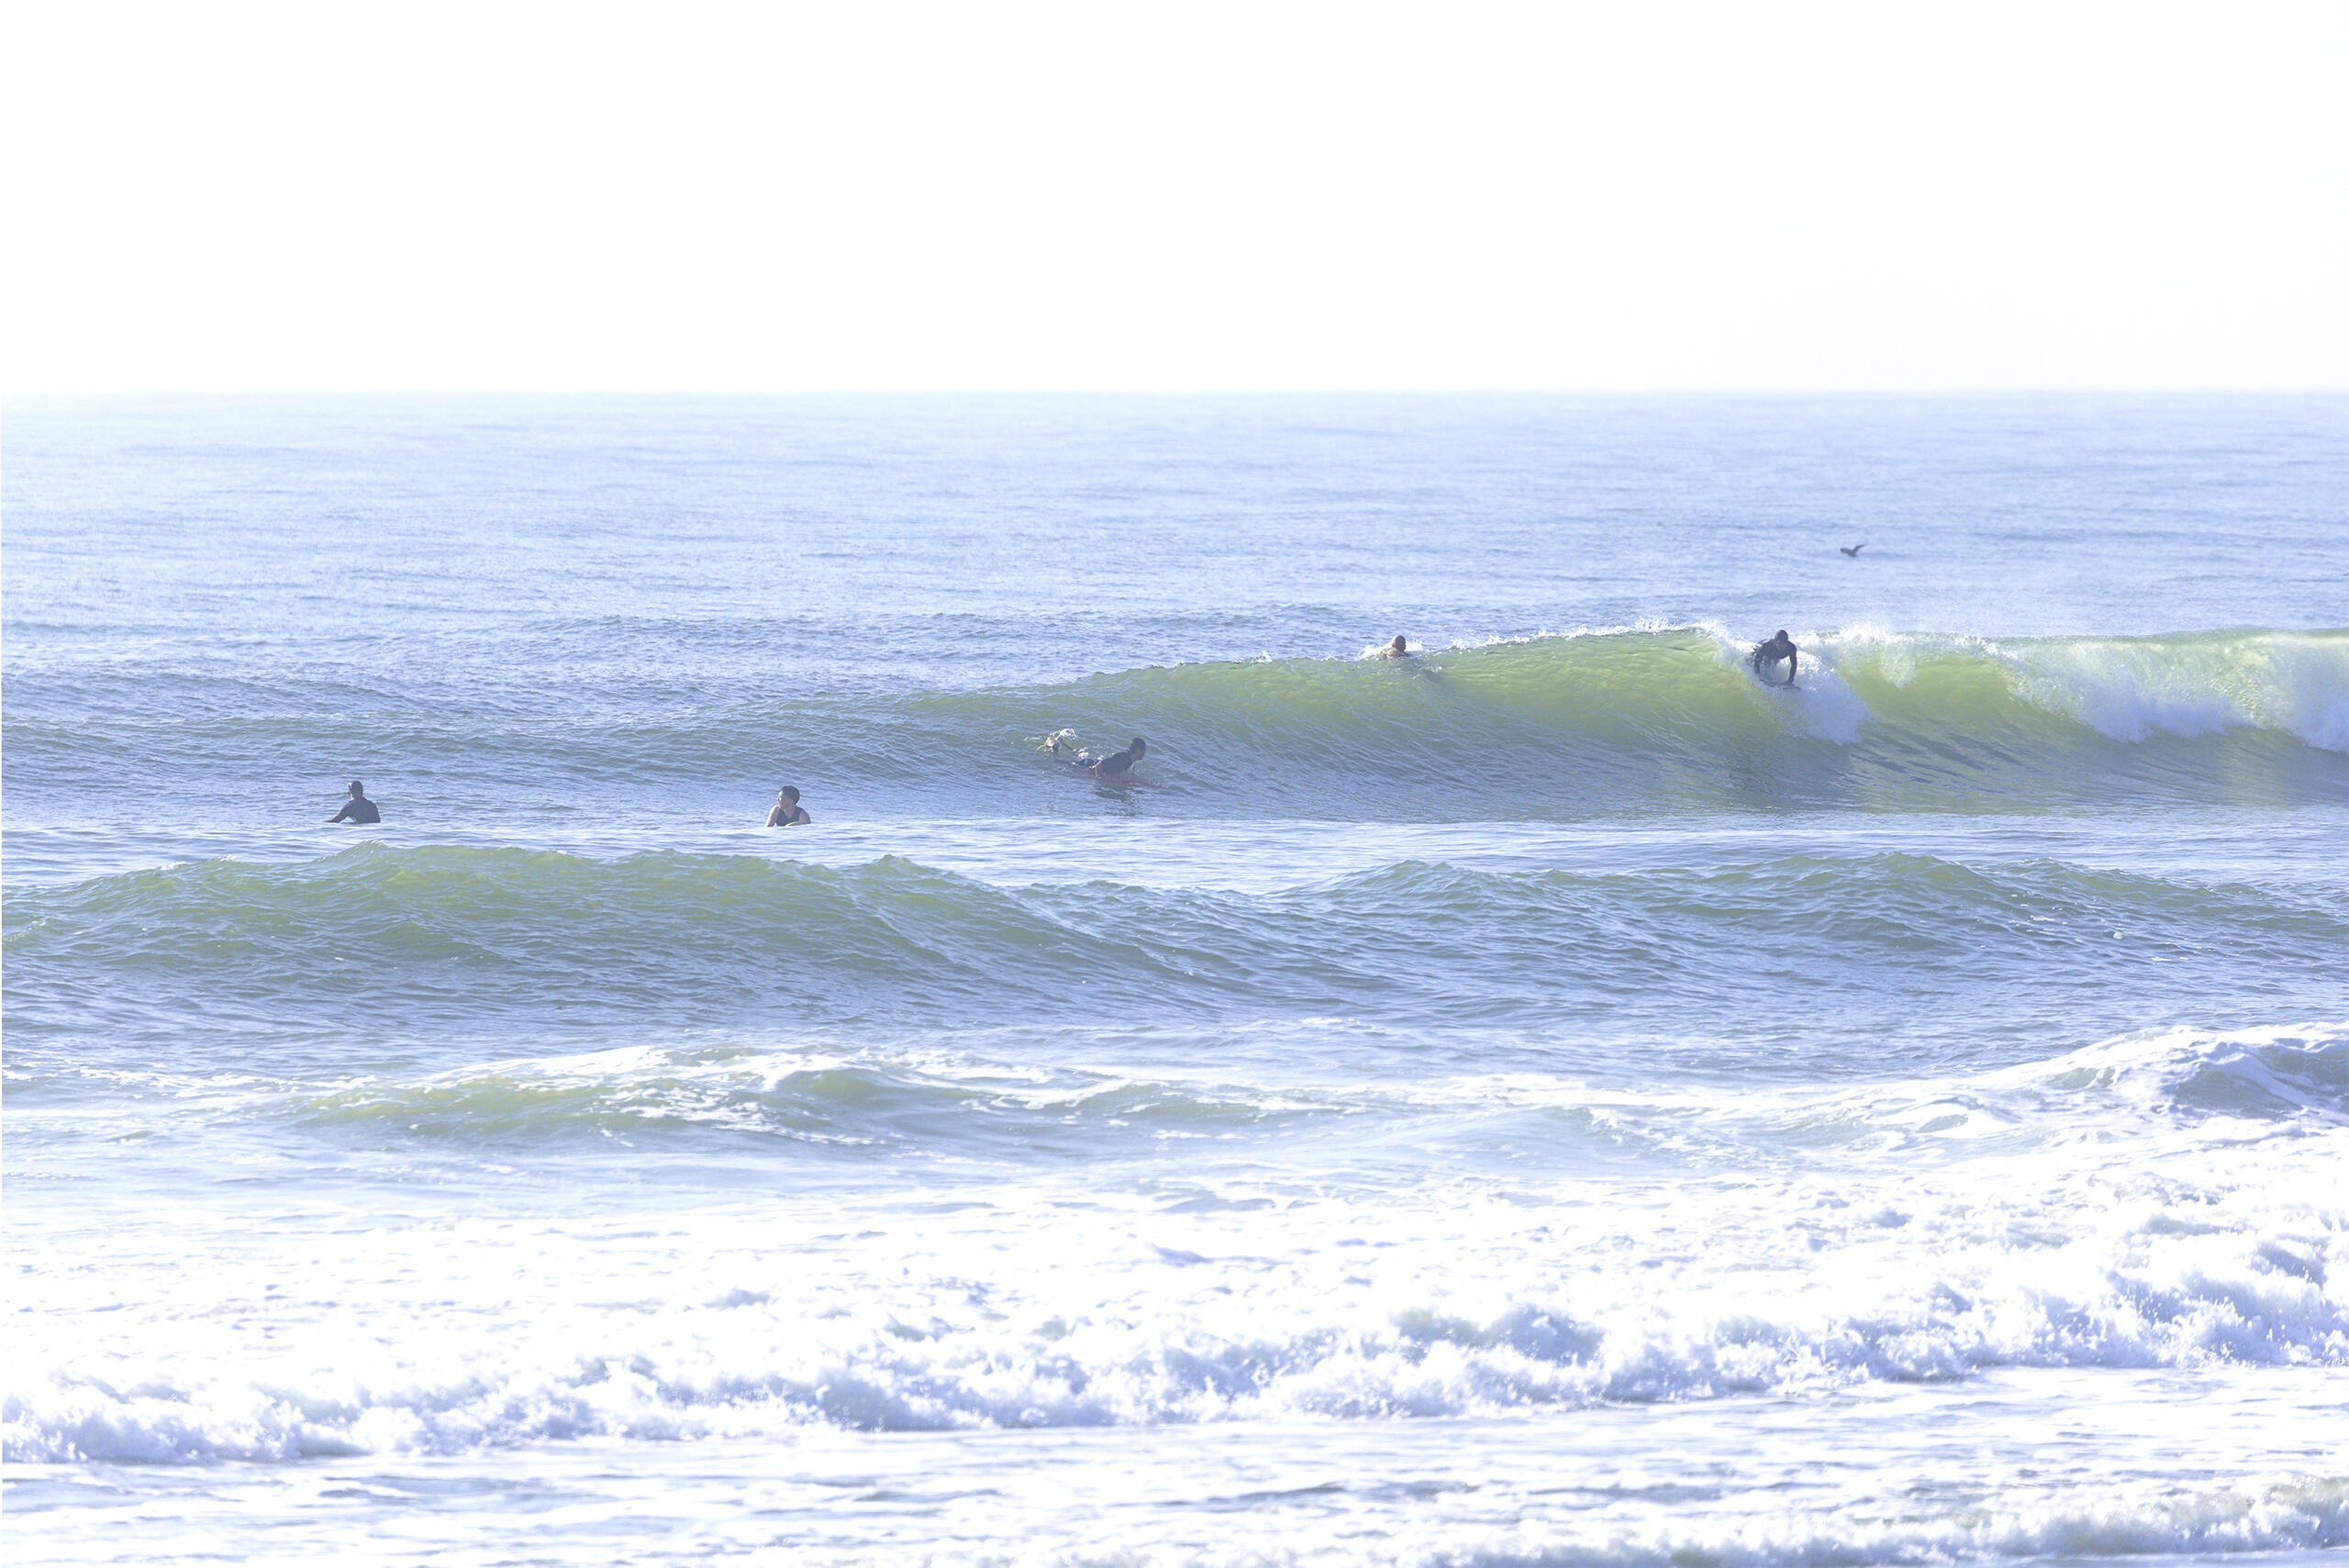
1048, 734, 1148, 781
1381, 635, 1411, 659
326, 781, 381, 824
765, 785, 811, 826
1749, 630, 1799, 686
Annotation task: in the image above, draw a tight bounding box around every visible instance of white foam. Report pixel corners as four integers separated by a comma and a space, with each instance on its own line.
2274, 635, 2349, 753
1996, 630, 2349, 747
12, 1104, 2343, 1465
1784, 626, 2349, 756
1334, 1479, 2349, 1568
1687, 626, 1878, 744
10, 1020, 2343, 1524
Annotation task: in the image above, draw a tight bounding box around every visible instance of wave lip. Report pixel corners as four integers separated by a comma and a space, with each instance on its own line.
6, 626, 2344, 819
1063, 623, 2349, 770
2000, 1020, 2349, 1125
203, 1021, 2349, 1162
10, 845, 2349, 1041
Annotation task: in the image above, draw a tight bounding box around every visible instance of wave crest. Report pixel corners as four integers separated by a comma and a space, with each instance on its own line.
10, 847, 2346, 1037
7, 627, 2344, 819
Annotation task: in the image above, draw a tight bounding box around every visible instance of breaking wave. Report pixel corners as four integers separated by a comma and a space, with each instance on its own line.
7, 628, 2346, 818
7, 1025, 2343, 1465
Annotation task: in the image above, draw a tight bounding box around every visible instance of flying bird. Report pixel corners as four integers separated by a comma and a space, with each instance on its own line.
1840, 543, 1866, 558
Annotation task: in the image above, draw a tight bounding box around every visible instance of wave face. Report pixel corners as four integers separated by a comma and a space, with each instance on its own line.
7, 628, 2347, 824
10, 843, 2346, 1052
1009, 623, 2349, 812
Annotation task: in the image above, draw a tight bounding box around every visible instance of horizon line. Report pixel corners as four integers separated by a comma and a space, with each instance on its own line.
8, 384, 2347, 400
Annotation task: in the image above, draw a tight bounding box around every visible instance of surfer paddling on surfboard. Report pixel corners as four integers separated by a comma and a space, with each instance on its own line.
1749, 630, 1800, 687
1047, 733, 1154, 784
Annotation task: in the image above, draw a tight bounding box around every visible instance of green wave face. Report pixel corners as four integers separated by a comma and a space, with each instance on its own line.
1098, 624, 2349, 749
941, 625, 2349, 812
10, 843, 2346, 1060
5, 628, 2343, 821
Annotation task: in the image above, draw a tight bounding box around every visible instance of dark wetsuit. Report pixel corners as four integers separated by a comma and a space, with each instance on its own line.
766, 804, 810, 826
329, 797, 381, 824
1051, 738, 1141, 778
1749, 638, 1798, 684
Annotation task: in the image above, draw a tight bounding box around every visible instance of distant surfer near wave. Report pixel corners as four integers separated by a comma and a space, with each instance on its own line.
1381, 634, 1411, 659
765, 785, 811, 826
1048, 734, 1150, 783
1749, 630, 1799, 687
326, 781, 380, 824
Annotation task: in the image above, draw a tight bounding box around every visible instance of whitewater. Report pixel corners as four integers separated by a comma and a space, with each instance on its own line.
6, 395, 2346, 1567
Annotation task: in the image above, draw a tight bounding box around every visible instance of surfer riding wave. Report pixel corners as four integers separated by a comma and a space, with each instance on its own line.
1749, 630, 1799, 687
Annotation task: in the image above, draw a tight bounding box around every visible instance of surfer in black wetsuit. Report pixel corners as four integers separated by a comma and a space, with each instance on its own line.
1049, 735, 1148, 781
326, 781, 381, 824
765, 786, 811, 826
1749, 630, 1799, 686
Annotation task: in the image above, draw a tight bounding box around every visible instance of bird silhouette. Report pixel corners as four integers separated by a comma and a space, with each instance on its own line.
1840, 543, 1866, 558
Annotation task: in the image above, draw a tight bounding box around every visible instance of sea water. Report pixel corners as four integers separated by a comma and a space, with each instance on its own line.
5, 395, 2346, 1566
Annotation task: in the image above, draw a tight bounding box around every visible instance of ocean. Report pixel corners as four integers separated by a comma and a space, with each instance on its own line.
5, 394, 2345, 1566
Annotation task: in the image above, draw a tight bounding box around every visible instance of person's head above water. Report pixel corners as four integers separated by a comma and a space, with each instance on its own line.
1388, 635, 1408, 654
327, 780, 381, 823
777, 786, 800, 804
1128, 738, 1146, 757
1774, 630, 1790, 644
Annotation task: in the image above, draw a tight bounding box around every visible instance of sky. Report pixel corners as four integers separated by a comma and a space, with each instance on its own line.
4, 1, 2344, 392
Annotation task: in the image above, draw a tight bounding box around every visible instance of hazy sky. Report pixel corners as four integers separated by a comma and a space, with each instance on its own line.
6, 1, 2344, 391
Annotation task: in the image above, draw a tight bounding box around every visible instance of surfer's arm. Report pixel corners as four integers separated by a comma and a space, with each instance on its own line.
1788, 649, 1799, 684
